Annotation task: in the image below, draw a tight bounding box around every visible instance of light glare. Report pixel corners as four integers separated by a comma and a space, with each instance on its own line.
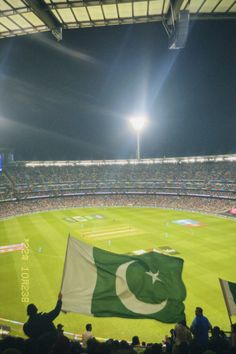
130, 116, 147, 132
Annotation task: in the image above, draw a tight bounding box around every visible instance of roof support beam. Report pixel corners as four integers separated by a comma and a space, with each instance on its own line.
162, 0, 189, 49
171, 0, 186, 19
23, 0, 62, 40
165, 0, 187, 25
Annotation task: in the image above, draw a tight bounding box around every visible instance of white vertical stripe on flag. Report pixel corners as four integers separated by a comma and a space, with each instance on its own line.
219, 278, 236, 316
61, 237, 97, 315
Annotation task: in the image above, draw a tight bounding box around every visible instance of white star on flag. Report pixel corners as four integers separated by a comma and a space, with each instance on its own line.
146, 270, 162, 284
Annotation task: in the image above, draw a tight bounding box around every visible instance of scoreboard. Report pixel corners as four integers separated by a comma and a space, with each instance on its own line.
0, 153, 2, 172
0, 150, 14, 172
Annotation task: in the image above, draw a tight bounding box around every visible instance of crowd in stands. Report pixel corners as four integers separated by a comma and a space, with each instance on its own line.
0, 302, 236, 354
0, 159, 235, 218
6, 160, 236, 184
0, 173, 13, 201
0, 160, 235, 203
0, 195, 235, 219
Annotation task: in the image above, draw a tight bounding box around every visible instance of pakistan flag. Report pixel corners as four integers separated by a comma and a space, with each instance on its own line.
61, 236, 186, 323
219, 278, 236, 316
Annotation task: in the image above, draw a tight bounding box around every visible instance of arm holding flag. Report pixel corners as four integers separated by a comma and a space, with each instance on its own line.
44, 292, 62, 321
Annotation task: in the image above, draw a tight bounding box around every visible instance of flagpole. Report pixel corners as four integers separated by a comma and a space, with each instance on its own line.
219, 278, 233, 327
60, 234, 71, 295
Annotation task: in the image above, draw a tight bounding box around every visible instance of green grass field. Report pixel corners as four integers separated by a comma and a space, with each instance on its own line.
0, 207, 236, 342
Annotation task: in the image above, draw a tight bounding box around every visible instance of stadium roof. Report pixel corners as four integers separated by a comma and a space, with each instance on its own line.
0, 0, 236, 40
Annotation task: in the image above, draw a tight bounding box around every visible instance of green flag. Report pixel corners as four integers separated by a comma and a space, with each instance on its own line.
219, 278, 236, 316
61, 236, 186, 323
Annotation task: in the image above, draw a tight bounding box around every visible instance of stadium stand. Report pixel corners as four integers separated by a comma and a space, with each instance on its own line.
0, 322, 235, 354
0, 155, 235, 219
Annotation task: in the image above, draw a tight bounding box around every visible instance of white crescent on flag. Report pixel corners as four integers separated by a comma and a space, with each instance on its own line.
115, 260, 168, 315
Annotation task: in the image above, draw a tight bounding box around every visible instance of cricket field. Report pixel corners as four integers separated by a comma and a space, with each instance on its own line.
0, 207, 235, 342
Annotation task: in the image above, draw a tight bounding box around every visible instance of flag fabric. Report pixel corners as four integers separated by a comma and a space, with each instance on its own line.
61, 236, 186, 323
219, 278, 236, 316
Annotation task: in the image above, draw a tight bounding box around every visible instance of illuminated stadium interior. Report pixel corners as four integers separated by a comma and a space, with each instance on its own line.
0, 1, 236, 353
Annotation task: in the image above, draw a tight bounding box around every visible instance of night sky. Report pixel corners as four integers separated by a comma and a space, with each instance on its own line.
0, 20, 235, 161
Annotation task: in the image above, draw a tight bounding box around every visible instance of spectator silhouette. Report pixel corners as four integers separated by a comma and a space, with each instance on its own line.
231, 323, 236, 348
191, 307, 212, 349
174, 319, 192, 345
82, 323, 93, 348
23, 292, 62, 353
208, 326, 229, 354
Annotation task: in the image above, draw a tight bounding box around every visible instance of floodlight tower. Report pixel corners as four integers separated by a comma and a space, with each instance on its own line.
130, 116, 146, 160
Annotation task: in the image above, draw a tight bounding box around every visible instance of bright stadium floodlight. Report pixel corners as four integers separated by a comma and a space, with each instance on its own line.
130, 116, 147, 160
